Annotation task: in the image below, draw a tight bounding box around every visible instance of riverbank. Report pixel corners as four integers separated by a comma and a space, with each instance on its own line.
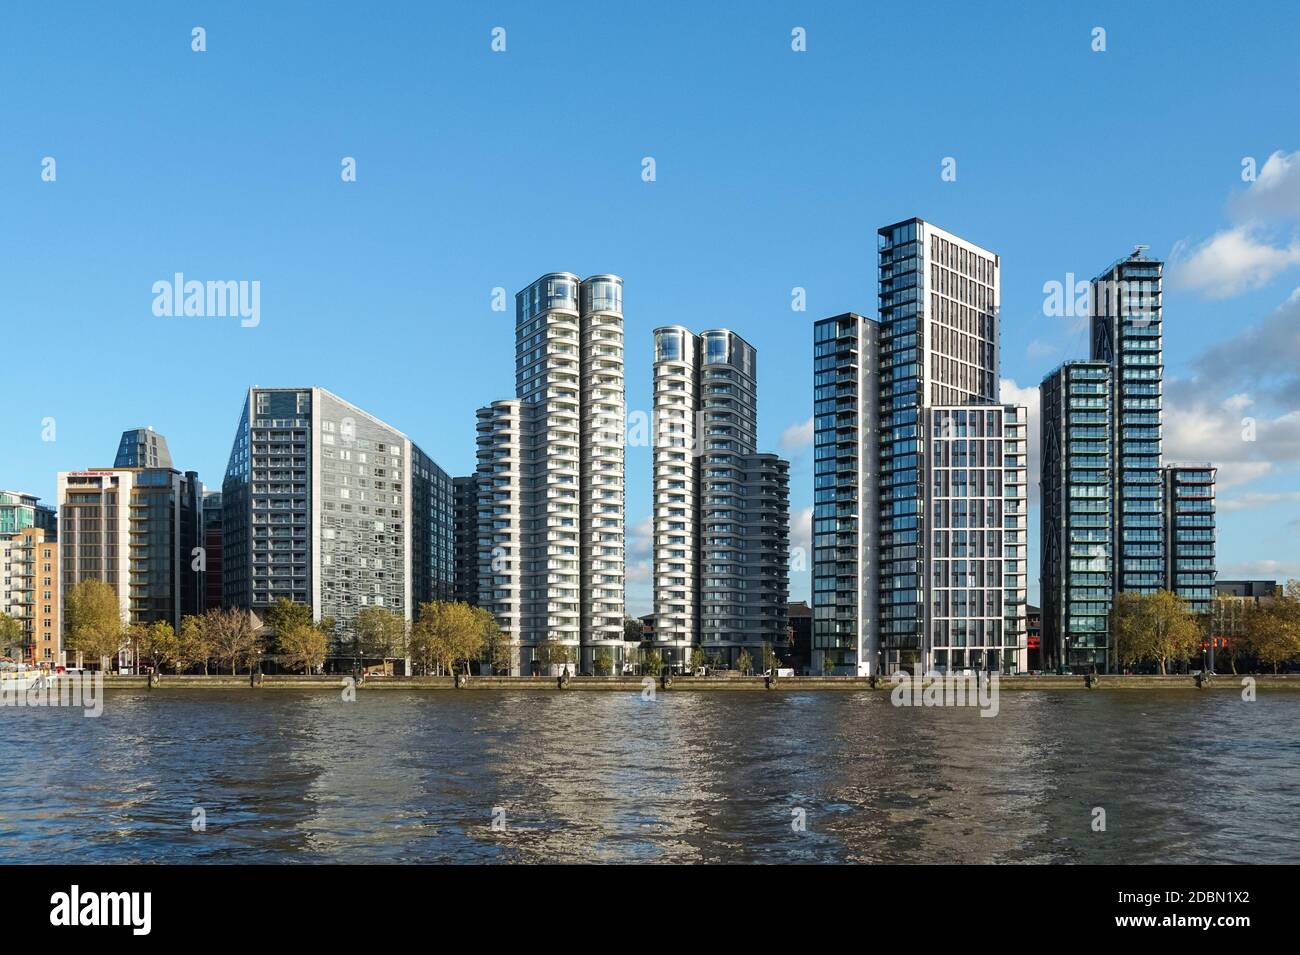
96, 673, 1300, 691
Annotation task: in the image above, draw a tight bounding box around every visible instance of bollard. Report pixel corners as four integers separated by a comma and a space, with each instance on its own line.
867, 674, 877, 689
557, 673, 570, 690
1084, 672, 1097, 689
764, 675, 774, 690
147, 667, 159, 689
250, 670, 263, 688
455, 672, 467, 689
661, 673, 672, 690
1195, 672, 1210, 689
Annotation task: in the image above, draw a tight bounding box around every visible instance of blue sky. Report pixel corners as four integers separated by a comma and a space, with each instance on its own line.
4, 1, 1299, 614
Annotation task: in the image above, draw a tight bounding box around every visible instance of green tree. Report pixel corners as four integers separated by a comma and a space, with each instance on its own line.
594, 647, 614, 676
0, 613, 25, 660
176, 615, 211, 674
623, 616, 644, 643
822, 652, 836, 676
643, 648, 663, 677
278, 621, 328, 674
65, 579, 125, 670
356, 605, 408, 663
482, 612, 513, 675
536, 637, 577, 674
736, 648, 753, 675
134, 621, 179, 673
1245, 583, 1300, 673
689, 647, 705, 672
761, 642, 778, 674
410, 601, 483, 675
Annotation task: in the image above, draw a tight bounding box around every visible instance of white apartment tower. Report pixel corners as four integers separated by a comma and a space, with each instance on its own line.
477, 273, 626, 674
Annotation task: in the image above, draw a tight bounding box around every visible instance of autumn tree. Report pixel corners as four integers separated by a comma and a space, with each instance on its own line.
355, 606, 408, 662
133, 621, 179, 673
65, 579, 125, 670
1245, 583, 1300, 674
206, 607, 261, 675
176, 615, 212, 674
277, 621, 328, 674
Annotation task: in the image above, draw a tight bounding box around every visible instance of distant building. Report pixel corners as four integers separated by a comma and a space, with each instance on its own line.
1, 527, 59, 665
201, 491, 224, 610
1215, 580, 1279, 599
786, 600, 811, 672
0, 490, 56, 536
452, 476, 478, 606
1025, 604, 1041, 671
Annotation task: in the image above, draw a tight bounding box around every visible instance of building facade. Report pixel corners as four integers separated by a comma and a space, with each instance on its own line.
811, 313, 879, 675
1, 527, 59, 665
476, 274, 626, 674
221, 387, 454, 642
1040, 360, 1114, 671
452, 475, 479, 606
1090, 249, 1165, 596
0, 491, 56, 537
651, 326, 790, 669
58, 443, 203, 642
1163, 464, 1216, 615
201, 490, 224, 609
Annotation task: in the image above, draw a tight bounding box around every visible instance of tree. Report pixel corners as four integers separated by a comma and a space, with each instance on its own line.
1210, 594, 1250, 674
410, 601, 483, 675
822, 653, 836, 676
206, 608, 261, 675
536, 637, 576, 675
278, 622, 328, 674
688, 647, 705, 673
1245, 584, 1300, 674
1112, 590, 1201, 674
643, 649, 663, 677
176, 615, 211, 674
737, 649, 753, 675
0, 613, 25, 660
481, 611, 513, 675
355, 605, 408, 662
623, 616, 644, 643
761, 642, 778, 674
65, 579, 125, 670
134, 621, 179, 673
266, 597, 313, 635
594, 647, 614, 676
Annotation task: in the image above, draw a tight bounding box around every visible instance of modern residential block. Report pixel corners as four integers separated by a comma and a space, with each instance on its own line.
0, 491, 56, 536
1091, 249, 1165, 596
1, 527, 59, 665
651, 326, 790, 669
1040, 360, 1114, 671
1163, 464, 1216, 615
811, 313, 879, 675
221, 387, 454, 641
476, 274, 626, 674
58, 431, 203, 649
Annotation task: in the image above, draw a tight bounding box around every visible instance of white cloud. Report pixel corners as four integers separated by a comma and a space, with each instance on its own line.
1168, 227, 1300, 298
1219, 490, 1300, 512
1219, 560, 1300, 582
1163, 386, 1300, 489
626, 515, 653, 584
791, 506, 812, 558
1231, 149, 1300, 221
780, 417, 814, 451
999, 377, 1041, 507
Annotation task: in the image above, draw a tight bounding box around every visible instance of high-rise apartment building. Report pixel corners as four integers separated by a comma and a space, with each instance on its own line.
651, 326, 790, 669
811, 314, 879, 675
874, 217, 1022, 673
1, 527, 59, 665
452, 475, 479, 606
1091, 249, 1165, 596
222, 387, 453, 640
1040, 361, 1114, 671
58, 431, 203, 642
1163, 465, 1216, 615
476, 274, 625, 674
1040, 249, 1216, 672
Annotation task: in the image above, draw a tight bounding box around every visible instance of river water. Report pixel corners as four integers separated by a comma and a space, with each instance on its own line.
2, 689, 1297, 863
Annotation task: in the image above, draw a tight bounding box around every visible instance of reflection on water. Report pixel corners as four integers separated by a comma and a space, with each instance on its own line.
2, 690, 1297, 863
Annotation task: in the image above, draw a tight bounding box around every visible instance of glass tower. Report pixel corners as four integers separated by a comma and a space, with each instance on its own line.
1163, 465, 1216, 615
1040, 361, 1114, 670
